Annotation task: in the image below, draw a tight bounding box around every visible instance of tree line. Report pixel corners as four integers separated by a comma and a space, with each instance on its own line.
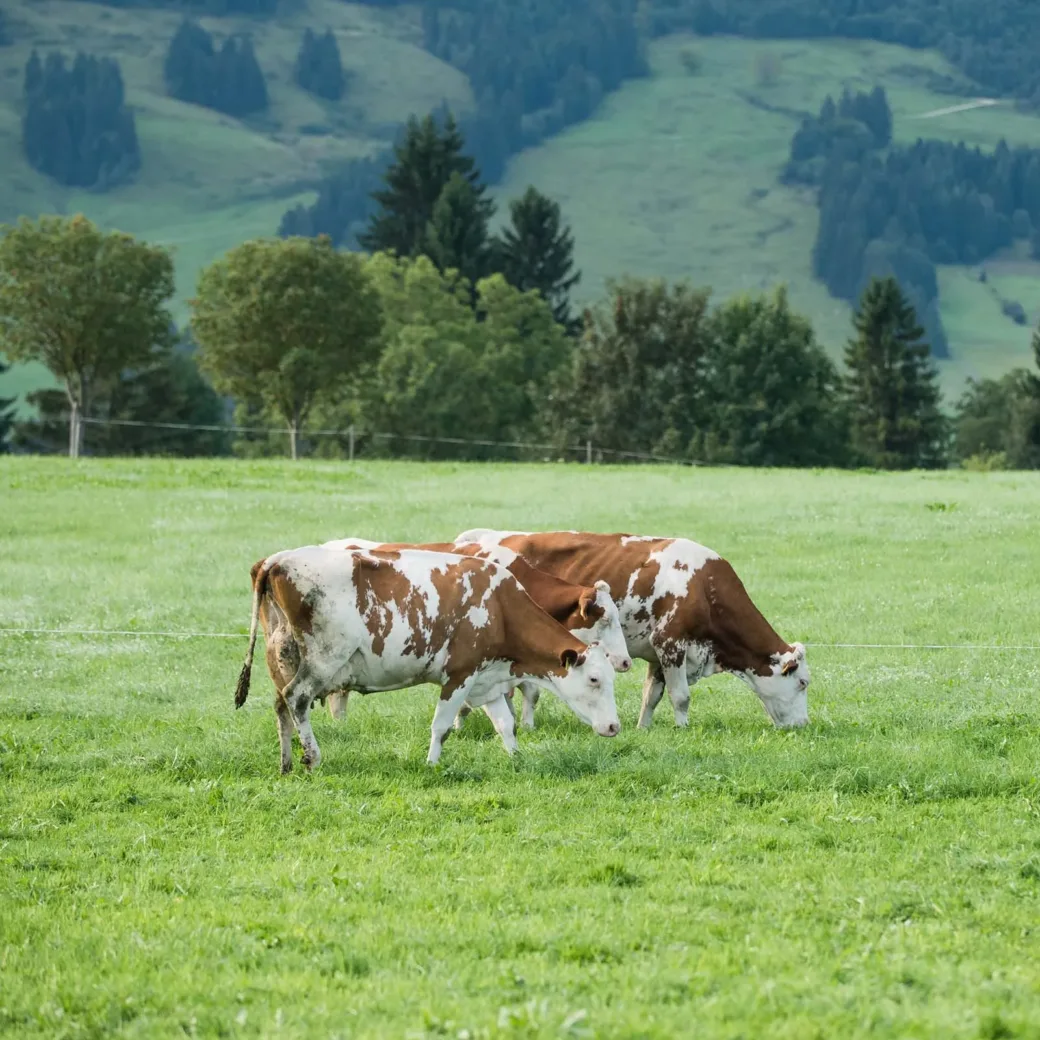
785, 86, 1040, 362
3, 212, 1039, 468
21, 50, 141, 190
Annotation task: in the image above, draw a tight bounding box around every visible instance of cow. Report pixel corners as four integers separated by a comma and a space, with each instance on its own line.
318, 537, 632, 729
453, 529, 810, 730
234, 545, 621, 773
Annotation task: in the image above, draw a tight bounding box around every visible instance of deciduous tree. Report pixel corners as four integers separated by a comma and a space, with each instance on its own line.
192, 236, 382, 460
0, 215, 175, 457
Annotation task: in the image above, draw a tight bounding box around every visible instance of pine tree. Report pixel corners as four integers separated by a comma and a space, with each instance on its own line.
493, 186, 580, 331
422, 173, 492, 286
0, 359, 17, 454
359, 112, 494, 259
844, 276, 947, 469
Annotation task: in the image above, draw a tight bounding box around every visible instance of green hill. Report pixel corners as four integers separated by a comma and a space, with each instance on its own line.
0, 0, 472, 410
3, 5, 1040, 411
494, 34, 1040, 401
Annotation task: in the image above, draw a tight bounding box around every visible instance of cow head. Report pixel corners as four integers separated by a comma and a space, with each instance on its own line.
571, 580, 632, 672
549, 642, 620, 737
745, 642, 810, 729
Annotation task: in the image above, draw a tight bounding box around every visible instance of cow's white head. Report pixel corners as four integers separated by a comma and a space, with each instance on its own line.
744, 642, 810, 729
570, 580, 632, 673
549, 641, 620, 737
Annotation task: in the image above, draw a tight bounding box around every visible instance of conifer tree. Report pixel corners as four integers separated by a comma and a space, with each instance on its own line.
844, 276, 947, 469
494, 186, 580, 331
295, 28, 345, 101
359, 112, 494, 259
0, 359, 16, 454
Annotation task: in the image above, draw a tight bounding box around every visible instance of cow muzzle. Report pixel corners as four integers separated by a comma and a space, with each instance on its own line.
595, 720, 620, 737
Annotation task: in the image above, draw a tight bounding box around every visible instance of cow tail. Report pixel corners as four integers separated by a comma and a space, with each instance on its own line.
235, 559, 272, 708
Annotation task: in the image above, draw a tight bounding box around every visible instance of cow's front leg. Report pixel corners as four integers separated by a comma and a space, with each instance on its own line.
483, 694, 519, 754
637, 664, 666, 729
517, 681, 540, 730
428, 681, 471, 765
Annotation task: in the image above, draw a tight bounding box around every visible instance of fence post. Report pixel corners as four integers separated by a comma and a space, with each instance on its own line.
585, 439, 592, 465
348, 424, 355, 463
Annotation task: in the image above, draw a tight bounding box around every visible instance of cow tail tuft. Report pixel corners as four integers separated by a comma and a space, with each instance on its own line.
235, 559, 271, 708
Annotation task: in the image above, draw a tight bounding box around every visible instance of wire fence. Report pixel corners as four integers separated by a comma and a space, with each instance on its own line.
13, 413, 707, 466
1, 626, 1037, 653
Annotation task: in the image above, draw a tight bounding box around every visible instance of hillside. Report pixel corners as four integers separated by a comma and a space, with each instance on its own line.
0, 0, 472, 408
3, 4, 1040, 411
494, 35, 1040, 400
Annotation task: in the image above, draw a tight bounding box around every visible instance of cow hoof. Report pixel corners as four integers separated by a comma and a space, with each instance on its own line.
280, 761, 293, 775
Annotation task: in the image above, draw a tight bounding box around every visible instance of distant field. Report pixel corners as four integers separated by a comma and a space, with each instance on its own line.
2, 458, 1040, 1037
495, 35, 1040, 400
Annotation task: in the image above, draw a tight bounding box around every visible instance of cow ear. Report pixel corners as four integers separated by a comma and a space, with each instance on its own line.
560, 648, 586, 668
781, 658, 798, 676
578, 587, 596, 620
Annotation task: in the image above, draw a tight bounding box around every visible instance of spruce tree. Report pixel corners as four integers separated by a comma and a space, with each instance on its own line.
494, 186, 580, 330
844, 276, 947, 469
359, 112, 494, 259
422, 173, 492, 286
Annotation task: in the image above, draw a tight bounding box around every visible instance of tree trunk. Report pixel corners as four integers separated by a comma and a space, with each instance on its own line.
289, 419, 299, 461
66, 380, 85, 458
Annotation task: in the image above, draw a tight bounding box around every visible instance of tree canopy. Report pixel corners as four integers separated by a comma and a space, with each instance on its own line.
0, 215, 175, 456
191, 236, 382, 459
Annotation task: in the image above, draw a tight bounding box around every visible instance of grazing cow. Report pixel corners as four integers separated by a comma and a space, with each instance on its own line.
234, 546, 620, 772
319, 537, 632, 729
453, 529, 810, 730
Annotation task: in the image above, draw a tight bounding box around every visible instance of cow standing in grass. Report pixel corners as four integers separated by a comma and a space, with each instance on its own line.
454, 529, 810, 730
319, 537, 632, 729
234, 546, 621, 772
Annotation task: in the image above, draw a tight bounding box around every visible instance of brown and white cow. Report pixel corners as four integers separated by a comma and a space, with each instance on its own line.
319, 537, 632, 729
234, 545, 621, 772
453, 529, 810, 730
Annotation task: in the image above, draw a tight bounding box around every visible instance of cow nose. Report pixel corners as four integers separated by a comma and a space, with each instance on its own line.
619, 658, 632, 672
600, 721, 620, 737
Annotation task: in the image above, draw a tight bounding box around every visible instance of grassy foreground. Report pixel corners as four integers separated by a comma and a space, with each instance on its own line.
2, 458, 1040, 1038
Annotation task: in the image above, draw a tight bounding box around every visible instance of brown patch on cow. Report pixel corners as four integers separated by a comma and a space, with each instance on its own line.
351, 552, 431, 659
267, 563, 315, 635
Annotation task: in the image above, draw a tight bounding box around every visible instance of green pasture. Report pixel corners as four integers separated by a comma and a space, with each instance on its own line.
495, 34, 1040, 399
2, 458, 1039, 1038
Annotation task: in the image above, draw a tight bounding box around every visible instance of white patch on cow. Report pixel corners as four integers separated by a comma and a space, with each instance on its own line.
647, 539, 719, 600
453, 528, 527, 549
620, 535, 662, 545
467, 605, 490, 629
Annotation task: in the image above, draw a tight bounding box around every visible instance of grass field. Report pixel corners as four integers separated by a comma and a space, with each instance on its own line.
2, 457, 1040, 1037
495, 34, 1040, 399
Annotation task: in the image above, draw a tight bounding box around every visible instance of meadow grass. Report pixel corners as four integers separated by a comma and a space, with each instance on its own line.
2, 457, 1040, 1038
495, 34, 1040, 400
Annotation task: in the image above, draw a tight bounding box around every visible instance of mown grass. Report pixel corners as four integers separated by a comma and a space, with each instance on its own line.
495, 34, 1040, 400
2, 457, 1040, 1037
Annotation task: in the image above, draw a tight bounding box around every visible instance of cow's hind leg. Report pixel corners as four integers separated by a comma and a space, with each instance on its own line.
661, 662, 693, 728
517, 681, 541, 730
282, 665, 326, 771
274, 692, 294, 774
483, 694, 519, 755
453, 701, 473, 732
637, 664, 666, 729
328, 690, 350, 720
